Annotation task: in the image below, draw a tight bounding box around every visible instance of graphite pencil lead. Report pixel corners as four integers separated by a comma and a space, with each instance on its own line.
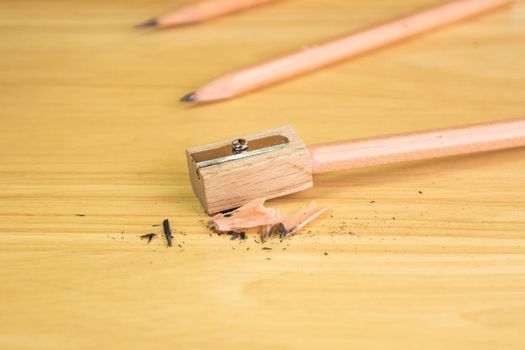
162, 219, 172, 247
180, 92, 197, 103
135, 18, 157, 29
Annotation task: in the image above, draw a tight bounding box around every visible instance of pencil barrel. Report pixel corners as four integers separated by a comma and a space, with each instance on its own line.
158, 0, 280, 26
308, 118, 525, 174
197, 0, 512, 101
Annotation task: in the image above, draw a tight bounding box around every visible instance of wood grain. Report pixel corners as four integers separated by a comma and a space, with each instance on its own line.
1, 0, 525, 349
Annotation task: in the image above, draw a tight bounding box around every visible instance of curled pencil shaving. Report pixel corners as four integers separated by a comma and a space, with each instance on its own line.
282, 201, 330, 236
209, 198, 330, 239
208, 198, 284, 232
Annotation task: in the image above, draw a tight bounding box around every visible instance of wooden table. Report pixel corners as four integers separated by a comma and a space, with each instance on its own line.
1, 1, 524, 349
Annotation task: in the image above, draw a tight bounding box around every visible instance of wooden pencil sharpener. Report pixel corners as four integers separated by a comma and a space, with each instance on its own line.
186, 125, 313, 214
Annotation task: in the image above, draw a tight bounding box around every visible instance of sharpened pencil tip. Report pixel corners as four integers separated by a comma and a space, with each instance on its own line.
135, 18, 157, 29
180, 92, 197, 103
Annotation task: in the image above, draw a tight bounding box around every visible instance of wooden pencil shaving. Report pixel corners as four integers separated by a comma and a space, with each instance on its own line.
281, 201, 330, 236
209, 198, 283, 232
209, 198, 330, 240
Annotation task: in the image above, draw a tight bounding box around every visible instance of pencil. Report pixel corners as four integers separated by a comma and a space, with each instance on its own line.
137, 0, 282, 29
180, 0, 512, 103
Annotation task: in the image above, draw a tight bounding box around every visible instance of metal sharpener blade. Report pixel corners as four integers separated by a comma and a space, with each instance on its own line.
191, 135, 289, 169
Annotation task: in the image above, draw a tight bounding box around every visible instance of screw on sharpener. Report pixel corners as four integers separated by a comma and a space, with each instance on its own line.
232, 138, 248, 154
190, 135, 290, 169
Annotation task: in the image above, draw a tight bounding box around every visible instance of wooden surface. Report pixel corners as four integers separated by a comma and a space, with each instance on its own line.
1, 0, 525, 349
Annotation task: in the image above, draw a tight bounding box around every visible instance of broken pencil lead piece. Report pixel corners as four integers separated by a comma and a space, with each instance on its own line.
277, 223, 287, 239
135, 18, 157, 29
267, 222, 286, 239
180, 92, 197, 103
268, 224, 276, 237
162, 219, 173, 247
140, 233, 157, 244
227, 231, 239, 240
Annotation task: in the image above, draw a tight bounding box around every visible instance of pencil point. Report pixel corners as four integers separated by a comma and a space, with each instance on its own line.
135, 18, 157, 29
180, 92, 197, 103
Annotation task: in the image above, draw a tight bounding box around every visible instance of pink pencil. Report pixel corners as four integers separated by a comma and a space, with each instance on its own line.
137, 0, 282, 29
181, 0, 512, 103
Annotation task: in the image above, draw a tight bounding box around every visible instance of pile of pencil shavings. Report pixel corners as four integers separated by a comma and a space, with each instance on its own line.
208, 198, 330, 241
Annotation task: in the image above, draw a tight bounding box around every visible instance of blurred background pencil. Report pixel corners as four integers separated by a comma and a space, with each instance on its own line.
137, 0, 282, 29
180, 0, 512, 103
